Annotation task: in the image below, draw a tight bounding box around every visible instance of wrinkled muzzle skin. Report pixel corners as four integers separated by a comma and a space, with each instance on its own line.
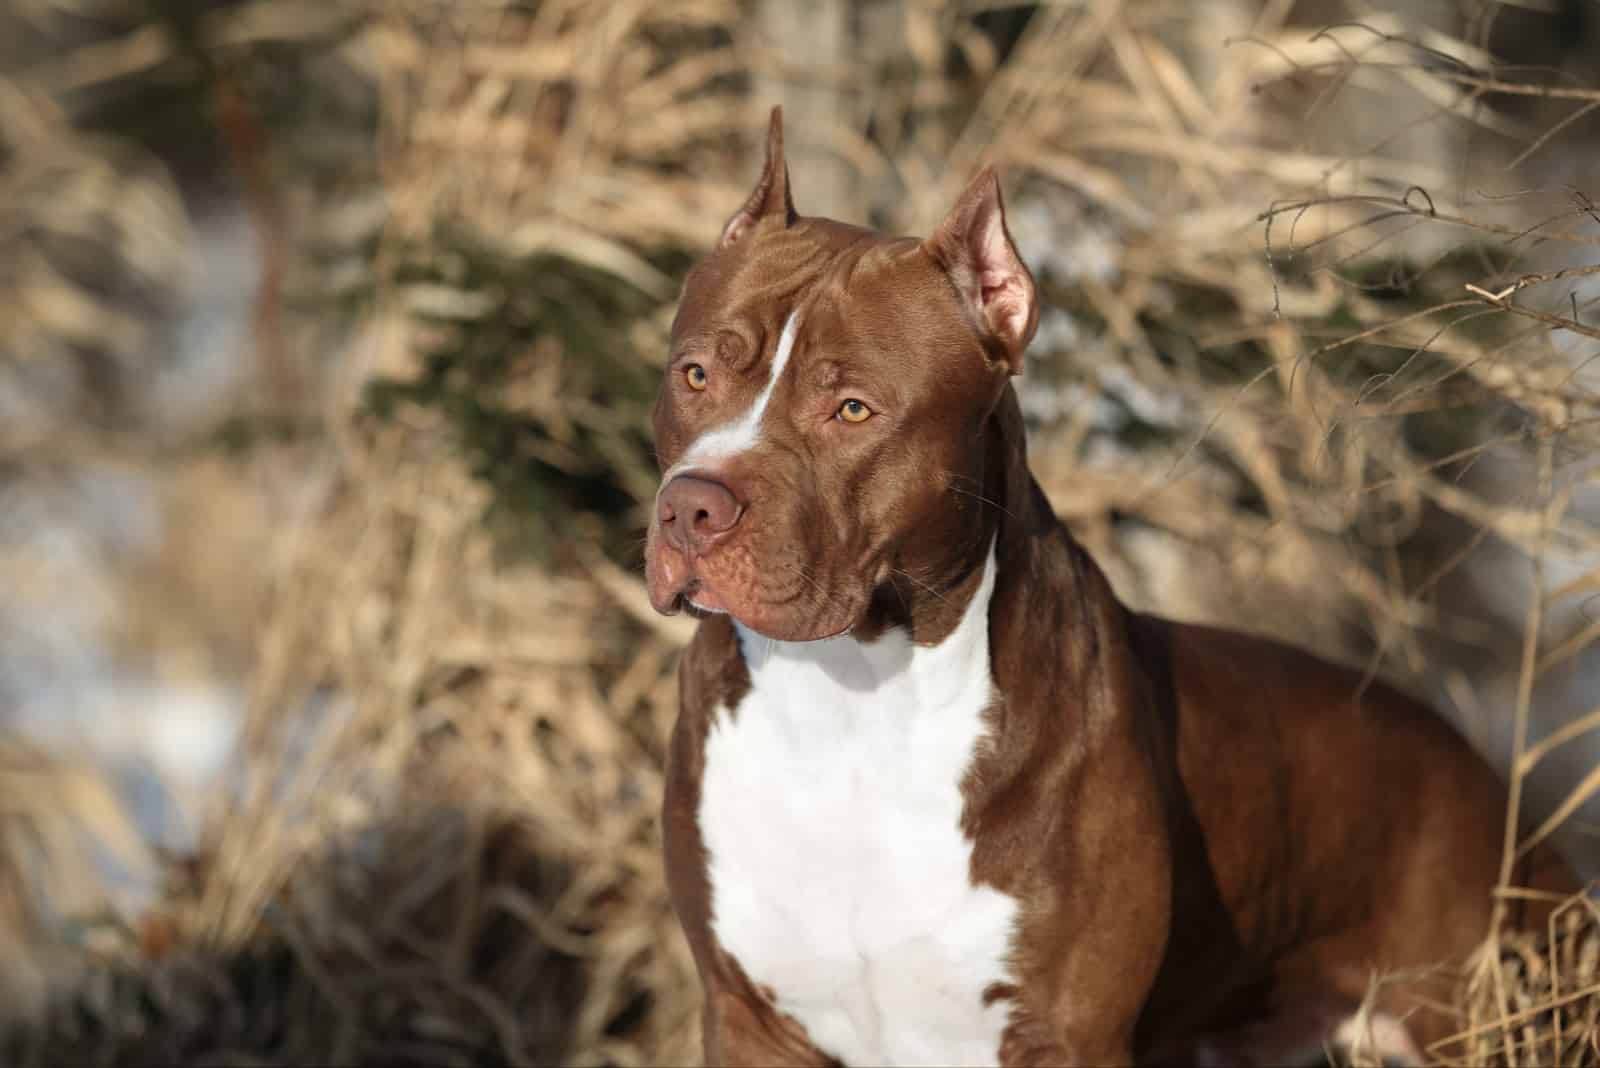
644, 216, 1007, 643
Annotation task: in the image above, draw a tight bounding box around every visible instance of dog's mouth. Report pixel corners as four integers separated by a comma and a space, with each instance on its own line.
644, 540, 699, 616
647, 542, 854, 642
651, 565, 787, 630
678, 577, 731, 616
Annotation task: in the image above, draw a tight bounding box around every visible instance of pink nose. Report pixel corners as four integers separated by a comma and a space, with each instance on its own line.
658, 475, 743, 553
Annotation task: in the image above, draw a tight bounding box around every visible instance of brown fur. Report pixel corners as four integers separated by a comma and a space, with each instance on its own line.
653, 110, 1579, 1066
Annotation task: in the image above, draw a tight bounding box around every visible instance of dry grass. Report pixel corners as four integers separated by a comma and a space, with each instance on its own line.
1434, 889, 1600, 1067
1, 1, 1598, 1065
0, 738, 153, 1026
2, 418, 700, 1066
0, 78, 190, 445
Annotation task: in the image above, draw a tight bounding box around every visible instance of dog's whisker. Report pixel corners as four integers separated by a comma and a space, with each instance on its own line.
945, 476, 1022, 523
783, 561, 828, 598
891, 567, 951, 607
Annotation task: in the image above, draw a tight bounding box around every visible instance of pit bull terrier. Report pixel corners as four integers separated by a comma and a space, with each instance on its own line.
646, 109, 1578, 1067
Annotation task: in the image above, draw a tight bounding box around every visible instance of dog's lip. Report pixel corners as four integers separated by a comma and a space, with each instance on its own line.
647, 571, 686, 616
730, 614, 852, 643
649, 544, 855, 640
685, 581, 730, 614
650, 563, 732, 619
683, 576, 844, 639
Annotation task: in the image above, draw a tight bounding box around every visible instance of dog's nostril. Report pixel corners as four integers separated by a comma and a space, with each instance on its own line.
660, 475, 741, 544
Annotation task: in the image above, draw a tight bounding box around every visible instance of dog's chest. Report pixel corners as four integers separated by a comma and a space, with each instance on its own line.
698, 553, 1017, 1067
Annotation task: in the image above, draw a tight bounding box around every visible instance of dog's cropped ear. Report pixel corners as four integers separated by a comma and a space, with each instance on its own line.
923, 166, 1038, 374
719, 106, 799, 248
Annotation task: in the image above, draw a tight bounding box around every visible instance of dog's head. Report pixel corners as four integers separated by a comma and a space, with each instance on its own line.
645, 109, 1039, 642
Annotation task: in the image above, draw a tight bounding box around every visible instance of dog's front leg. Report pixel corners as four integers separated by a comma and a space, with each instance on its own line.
994, 906, 1164, 1068
993, 907, 1159, 1068
997, 738, 1174, 1068
998, 1030, 1134, 1068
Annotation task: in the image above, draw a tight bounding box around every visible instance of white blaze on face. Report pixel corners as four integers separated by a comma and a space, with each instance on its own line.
669, 309, 801, 478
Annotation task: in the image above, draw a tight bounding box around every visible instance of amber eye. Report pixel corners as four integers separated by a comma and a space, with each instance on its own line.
837, 399, 872, 423
684, 364, 708, 391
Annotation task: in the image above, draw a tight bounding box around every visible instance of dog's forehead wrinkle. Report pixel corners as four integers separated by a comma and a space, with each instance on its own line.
805, 358, 846, 392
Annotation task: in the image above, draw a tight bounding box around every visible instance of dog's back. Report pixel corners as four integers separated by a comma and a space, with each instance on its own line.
1134, 616, 1579, 1060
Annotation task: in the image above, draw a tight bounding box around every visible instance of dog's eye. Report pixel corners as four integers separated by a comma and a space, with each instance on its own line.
837, 399, 872, 423
684, 364, 709, 391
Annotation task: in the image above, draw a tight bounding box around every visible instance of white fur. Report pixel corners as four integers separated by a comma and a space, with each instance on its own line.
672, 309, 800, 476
1333, 1012, 1424, 1066
699, 543, 1018, 1067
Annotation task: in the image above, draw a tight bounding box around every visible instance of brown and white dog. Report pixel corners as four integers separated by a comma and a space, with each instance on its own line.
645, 109, 1578, 1067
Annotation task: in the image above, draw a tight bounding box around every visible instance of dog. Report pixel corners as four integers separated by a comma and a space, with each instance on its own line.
645, 108, 1578, 1067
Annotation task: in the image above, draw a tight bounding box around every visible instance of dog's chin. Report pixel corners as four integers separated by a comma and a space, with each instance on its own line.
680, 588, 850, 643
727, 610, 853, 643
647, 545, 858, 641
670, 578, 855, 642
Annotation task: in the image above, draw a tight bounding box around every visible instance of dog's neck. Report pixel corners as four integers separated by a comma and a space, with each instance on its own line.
732, 534, 998, 700
842, 380, 1074, 652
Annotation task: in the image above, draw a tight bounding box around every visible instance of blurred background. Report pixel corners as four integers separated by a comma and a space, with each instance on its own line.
0, 0, 1597, 1064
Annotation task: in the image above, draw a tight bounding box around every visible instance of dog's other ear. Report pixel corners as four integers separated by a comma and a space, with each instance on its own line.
719, 106, 799, 248
923, 165, 1038, 373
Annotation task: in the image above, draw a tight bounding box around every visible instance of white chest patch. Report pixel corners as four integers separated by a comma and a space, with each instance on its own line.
699, 545, 1018, 1067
